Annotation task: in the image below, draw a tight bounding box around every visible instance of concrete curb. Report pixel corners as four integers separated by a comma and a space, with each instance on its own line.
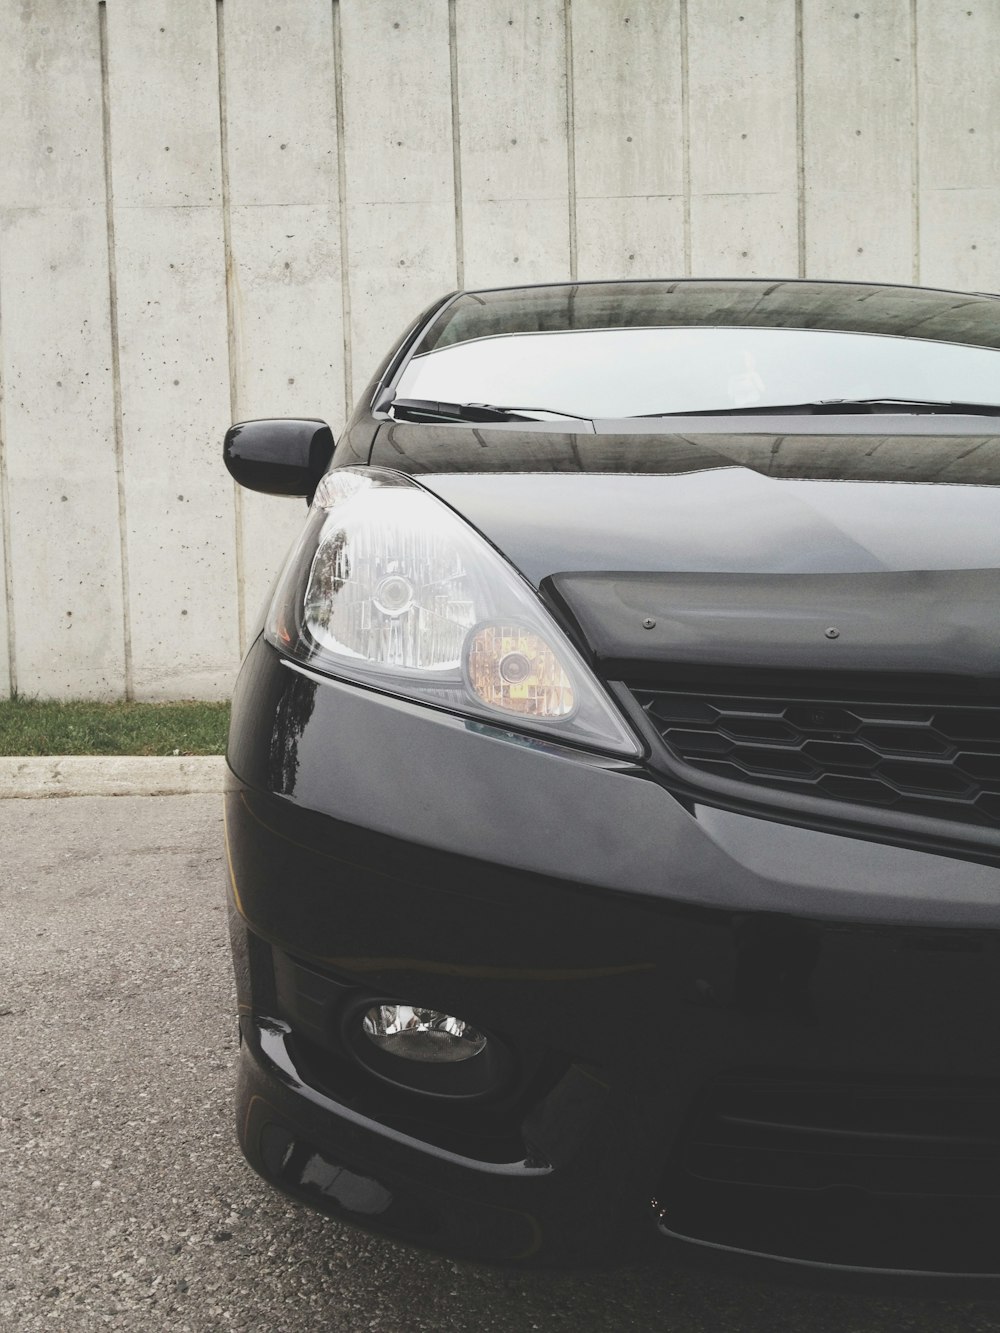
0, 755, 226, 799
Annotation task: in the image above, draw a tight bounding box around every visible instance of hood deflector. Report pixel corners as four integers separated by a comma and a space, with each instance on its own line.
548, 569, 1000, 684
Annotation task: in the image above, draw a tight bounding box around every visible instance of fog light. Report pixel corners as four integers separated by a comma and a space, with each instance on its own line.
344, 996, 511, 1099
362, 1005, 487, 1064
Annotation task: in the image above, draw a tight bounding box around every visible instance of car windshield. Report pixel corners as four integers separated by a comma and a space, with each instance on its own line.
396, 285, 1000, 420
396, 325, 1000, 420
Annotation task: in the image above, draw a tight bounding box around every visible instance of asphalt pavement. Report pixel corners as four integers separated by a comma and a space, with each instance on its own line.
4, 791, 1000, 1332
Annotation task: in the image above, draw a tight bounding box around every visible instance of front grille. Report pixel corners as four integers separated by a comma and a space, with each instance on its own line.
633, 689, 1000, 829
657, 1072, 1000, 1272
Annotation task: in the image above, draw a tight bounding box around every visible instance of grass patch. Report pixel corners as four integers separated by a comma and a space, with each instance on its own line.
0, 697, 230, 757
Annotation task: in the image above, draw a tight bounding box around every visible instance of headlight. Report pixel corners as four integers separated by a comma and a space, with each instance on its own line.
265, 468, 640, 756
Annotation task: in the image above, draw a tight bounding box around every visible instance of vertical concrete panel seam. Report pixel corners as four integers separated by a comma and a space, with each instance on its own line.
680, 0, 691, 276
99, 0, 133, 701
448, 0, 466, 289
332, 0, 353, 416
563, 0, 578, 281
795, 0, 806, 278
0, 235, 15, 696
215, 0, 247, 657
910, 0, 921, 284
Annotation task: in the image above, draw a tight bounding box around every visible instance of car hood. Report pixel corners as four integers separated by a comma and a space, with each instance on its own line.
371, 420, 1000, 586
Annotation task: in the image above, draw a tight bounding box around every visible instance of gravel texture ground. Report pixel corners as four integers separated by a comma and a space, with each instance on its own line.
3, 792, 1000, 1332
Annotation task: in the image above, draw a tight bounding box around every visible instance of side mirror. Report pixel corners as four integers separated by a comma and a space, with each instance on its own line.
223, 419, 335, 498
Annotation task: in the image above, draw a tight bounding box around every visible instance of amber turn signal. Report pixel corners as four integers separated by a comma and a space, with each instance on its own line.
465, 623, 575, 718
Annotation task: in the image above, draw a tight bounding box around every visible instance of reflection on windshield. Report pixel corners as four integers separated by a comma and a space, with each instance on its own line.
728, 350, 765, 408
394, 327, 1000, 420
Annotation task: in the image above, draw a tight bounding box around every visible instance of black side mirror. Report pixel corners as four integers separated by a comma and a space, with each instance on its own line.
223, 419, 335, 498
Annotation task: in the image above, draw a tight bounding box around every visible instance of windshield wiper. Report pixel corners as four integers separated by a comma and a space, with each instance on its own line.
636, 398, 1000, 419
385, 397, 591, 424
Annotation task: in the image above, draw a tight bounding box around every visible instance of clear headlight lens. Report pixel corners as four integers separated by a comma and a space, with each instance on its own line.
265, 467, 639, 755
303, 481, 478, 671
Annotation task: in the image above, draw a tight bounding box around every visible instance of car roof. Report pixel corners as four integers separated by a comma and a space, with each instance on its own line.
419, 278, 1000, 351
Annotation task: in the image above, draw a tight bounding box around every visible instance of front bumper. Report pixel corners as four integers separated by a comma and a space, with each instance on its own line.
225, 637, 1000, 1273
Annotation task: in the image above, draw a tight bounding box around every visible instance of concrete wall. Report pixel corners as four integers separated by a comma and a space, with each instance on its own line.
1, 0, 998, 700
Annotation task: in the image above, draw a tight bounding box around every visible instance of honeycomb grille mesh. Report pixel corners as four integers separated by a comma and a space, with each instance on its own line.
633, 689, 1000, 828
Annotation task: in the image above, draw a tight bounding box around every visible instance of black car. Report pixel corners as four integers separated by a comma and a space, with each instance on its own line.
223, 279, 1000, 1278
